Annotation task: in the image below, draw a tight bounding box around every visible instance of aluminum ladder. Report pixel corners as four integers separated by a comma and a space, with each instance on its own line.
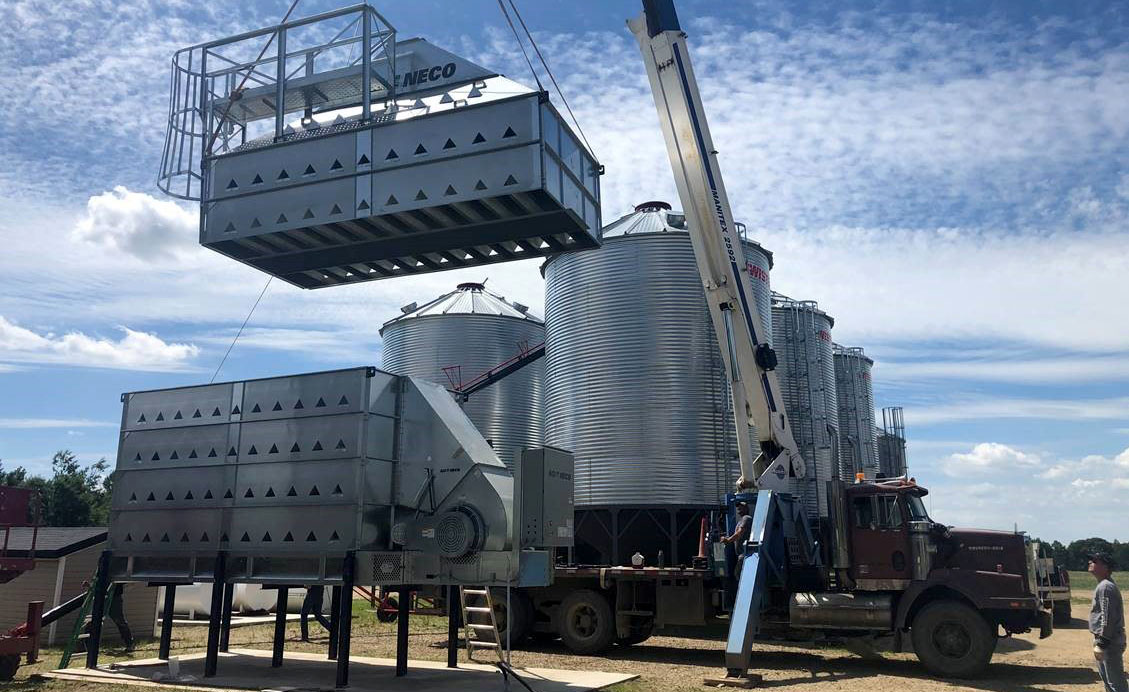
459, 587, 503, 663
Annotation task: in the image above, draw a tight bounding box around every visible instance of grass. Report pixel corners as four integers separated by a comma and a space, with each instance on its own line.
1068, 570, 1129, 606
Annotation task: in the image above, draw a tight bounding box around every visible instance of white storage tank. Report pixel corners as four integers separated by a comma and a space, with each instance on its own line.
543, 202, 773, 507
771, 294, 838, 517
380, 282, 544, 472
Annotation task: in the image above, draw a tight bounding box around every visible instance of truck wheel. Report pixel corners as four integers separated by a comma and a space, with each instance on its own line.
558, 590, 615, 655
1052, 601, 1071, 627
911, 601, 995, 678
0, 654, 19, 682
490, 588, 533, 644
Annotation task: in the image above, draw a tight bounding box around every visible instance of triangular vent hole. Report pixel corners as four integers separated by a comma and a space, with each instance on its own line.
443, 138, 456, 150
338, 396, 349, 406
303, 208, 315, 219
475, 180, 488, 191
303, 164, 316, 175
414, 144, 427, 155
278, 170, 290, 180
414, 190, 428, 201
504, 175, 518, 186
252, 174, 264, 184
332, 485, 343, 496
316, 397, 327, 408
283, 532, 294, 542
330, 159, 343, 170
307, 531, 318, 542
309, 485, 320, 496
358, 154, 371, 165
473, 132, 486, 144
287, 486, 298, 497
386, 195, 398, 205
265, 487, 276, 497
445, 185, 457, 196
244, 488, 255, 498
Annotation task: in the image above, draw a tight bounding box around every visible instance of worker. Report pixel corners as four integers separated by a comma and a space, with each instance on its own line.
721, 502, 753, 574
1089, 552, 1126, 692
300, 585, 332, 642
81, 583, 134, 652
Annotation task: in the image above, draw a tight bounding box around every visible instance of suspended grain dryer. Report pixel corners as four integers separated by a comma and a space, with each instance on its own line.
158, 4, 601, 288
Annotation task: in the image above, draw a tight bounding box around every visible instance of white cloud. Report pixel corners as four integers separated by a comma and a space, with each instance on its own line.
0, 418, 117, 429
1071, 478, 1102, 489
876, 352, 1129, 384
945, 442, 1040, 476
72, 186, 197, 260
905, 395, 1129, 426
1113, 478, 1129, 489
0, 315, 199, 371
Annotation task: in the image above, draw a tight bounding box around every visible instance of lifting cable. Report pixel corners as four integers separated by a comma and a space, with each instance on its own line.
502, 0, 599, 163
211, 277, 273, 383
496, 0, 544, 92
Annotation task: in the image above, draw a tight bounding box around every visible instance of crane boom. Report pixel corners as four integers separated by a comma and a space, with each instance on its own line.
628, 1, 805, 492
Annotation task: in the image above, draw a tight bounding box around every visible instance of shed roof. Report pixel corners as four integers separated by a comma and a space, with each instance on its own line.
1, 527, 106, 558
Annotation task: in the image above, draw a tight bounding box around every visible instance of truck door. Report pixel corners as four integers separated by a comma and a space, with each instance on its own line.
849, 493, 912, 585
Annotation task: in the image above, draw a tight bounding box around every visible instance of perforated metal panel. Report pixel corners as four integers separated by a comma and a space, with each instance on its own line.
106, 367, 541, 587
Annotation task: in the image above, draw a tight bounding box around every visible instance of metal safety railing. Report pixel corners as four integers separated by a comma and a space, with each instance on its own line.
158, 4, 397, 200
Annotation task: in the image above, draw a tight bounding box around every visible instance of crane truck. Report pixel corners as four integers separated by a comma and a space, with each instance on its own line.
493, 0, 1051, 683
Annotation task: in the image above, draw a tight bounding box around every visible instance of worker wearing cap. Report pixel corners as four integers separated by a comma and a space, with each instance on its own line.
1089, 551, 1127, 692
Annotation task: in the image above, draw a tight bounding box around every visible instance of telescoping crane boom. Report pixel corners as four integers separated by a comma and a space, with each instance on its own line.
629, 1, 820, 684
627, 2, 804, 494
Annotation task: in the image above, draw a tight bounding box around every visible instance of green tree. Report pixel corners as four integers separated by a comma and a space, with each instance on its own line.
42, 450, 109, 526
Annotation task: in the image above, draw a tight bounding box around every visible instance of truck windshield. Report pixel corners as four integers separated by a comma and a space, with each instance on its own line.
906, 494, 930, 521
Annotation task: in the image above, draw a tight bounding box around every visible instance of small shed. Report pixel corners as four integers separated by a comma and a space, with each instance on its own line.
0, 528, 158, 645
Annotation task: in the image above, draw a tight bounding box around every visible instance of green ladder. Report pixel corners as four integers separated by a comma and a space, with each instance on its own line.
58, 580, 113, 669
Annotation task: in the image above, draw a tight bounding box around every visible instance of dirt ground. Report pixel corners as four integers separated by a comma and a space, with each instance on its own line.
8, 594, 1114, 692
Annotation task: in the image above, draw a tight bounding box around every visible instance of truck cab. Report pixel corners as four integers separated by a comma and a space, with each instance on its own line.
825, 479, 1052, 677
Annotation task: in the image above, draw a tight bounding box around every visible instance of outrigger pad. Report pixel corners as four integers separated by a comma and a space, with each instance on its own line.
702, 673, 764, 688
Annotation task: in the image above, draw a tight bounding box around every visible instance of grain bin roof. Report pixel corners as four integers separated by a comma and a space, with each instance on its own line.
380, 282, 542, 333
599, 202, 773, 267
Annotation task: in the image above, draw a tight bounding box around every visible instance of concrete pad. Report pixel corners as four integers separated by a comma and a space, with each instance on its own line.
49, 648, 637, 692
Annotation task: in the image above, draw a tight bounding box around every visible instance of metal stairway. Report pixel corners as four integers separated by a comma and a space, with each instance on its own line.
459, 587, 503, 663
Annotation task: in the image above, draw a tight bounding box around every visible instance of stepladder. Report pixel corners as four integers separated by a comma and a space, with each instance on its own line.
459, 586, 503, 663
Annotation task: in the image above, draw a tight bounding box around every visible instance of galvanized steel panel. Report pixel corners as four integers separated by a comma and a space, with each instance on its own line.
543, 206, 773, 506
771, 297, 837, 516
834, 345, 878, 480
381, 284, 544, 473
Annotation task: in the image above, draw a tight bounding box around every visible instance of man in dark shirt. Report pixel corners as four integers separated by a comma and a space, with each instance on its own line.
1089, 552, 1126, 692
722, 501, 753, 575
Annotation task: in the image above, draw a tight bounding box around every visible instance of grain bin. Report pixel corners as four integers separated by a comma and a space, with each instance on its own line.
542, 202, 773, 512
771, 294, 837, 517
833, 345, 878, 480
380, 283, 544, 472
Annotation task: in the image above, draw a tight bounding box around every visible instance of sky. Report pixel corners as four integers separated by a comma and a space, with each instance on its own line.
1, 0, 1127, 543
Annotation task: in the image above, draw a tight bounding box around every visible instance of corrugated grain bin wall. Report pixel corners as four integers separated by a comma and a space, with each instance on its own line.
381, 283, 544, 472
771, 295, 837, 516
543, 202, 773, 506
833, 345, 878, 480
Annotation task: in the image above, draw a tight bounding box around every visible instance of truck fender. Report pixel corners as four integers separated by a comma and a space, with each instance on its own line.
894, 580, 981, 630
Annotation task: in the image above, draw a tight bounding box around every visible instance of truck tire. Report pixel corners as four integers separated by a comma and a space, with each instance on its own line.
0, 654, 19, 682
911, 601, 995, 678
490, 588, 533, 644
1052, 600, 1071, 627
558, 589, 616, 655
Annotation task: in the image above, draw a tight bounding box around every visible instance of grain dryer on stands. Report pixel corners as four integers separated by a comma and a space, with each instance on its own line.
82, 5, 599, 687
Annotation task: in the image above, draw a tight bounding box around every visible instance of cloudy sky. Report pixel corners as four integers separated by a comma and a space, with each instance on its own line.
1, 0, 1127, 542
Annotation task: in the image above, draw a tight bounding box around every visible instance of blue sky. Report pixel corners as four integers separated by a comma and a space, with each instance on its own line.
1, 0, 1127, 542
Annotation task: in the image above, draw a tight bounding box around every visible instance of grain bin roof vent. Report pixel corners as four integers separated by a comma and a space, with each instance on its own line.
380, 283, 542, 332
